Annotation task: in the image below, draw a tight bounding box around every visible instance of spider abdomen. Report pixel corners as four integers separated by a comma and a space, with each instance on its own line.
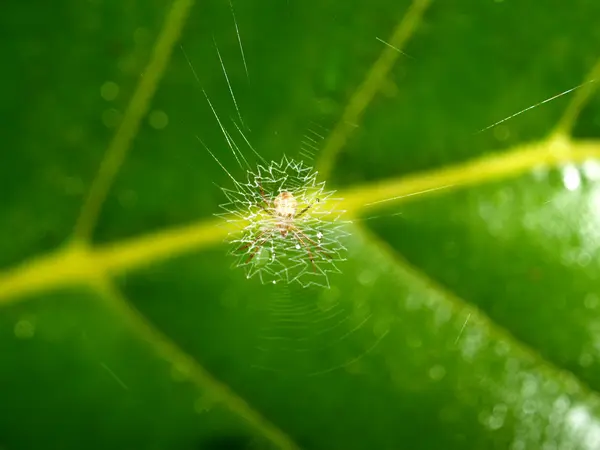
221, 157, 348, 288
273, 191, 297, 218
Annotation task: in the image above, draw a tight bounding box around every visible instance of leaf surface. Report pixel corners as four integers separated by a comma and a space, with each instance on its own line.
2, 0, 600, 449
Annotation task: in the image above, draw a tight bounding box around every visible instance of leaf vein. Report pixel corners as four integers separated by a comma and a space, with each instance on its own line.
316, 0, 431, 178
96, 278, 301, 450
1, 138, 600, 308
74, 0, 196, 241
552, 57, 600, 139
357, 222, 600, 400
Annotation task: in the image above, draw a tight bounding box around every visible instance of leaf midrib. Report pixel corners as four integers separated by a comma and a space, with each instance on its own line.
2, 135, 600, 308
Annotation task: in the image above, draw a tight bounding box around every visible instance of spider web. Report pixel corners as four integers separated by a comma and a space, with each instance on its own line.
217, 156, 350, 288
192, 5, 380, 376
248, 281, 389, 377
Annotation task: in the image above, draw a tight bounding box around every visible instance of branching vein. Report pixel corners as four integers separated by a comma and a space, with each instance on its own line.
2, 137, 599, 308
74, 0, 195, 241
96, 278, 301, 450
316, 0, 431, 178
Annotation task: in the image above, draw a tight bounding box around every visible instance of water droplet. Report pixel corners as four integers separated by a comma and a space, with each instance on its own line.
434, 304, 452, 326
489, 407, 507, 430
100, 81, 119, 101
460, 330, 485, 362
565, 404, 600, 448
511, 440, 526, 450
480, 403, 507, 430
582, 160, 600, 181
404, 293, 422, 311
562, 164, 581, 191
585, 293, 599, 310
428, 364, 446, 381
493, 125, 510, 141
357, 269, 376, 286
521, 374, 539, 397
577, 251, 592, 267
553, 396, 570, 415
14, 319, 35, 339
148, 110, 169, 129
521, 398, 536, 415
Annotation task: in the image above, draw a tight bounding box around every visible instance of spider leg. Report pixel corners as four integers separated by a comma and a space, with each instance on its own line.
292, 230, 317, 272
236, 229, 269, 254
244, 235, 271, 264
294, 228, 333, 260
255, 177, 273, 214
296, 198, 320, 219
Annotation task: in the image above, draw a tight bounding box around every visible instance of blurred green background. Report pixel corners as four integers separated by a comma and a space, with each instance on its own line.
2, 0, 600, 448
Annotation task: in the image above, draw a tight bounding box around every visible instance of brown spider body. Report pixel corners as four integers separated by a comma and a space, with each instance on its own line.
238, 182, 331, 270
273, 191, 297, 237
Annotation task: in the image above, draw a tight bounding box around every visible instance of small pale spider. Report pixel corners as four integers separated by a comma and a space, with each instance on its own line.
236, 179, 330, 270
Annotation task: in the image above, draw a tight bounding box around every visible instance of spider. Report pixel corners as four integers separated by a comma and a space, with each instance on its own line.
236, 179, 331, 271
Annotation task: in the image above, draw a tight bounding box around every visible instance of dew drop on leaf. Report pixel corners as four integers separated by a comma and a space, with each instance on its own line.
13, 319, 35, 339
100, 81, 119, 101
561, 164, 582, 191
584, 293, 599, 309
148, 109, 169, 129
428, 364, 446, 382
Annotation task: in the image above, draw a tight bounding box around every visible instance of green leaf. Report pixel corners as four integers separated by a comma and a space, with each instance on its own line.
2, 0, 600, 449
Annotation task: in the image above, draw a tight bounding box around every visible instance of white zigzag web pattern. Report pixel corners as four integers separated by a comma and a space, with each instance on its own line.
217, 156, 350, 288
